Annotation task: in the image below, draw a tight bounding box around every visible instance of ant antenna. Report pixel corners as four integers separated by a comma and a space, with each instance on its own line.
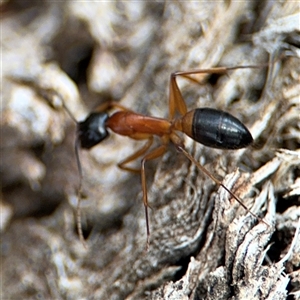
55, 95, 87, 247
74, 138, 87, 247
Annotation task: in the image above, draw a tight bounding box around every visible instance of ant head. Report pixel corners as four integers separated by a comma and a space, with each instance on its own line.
77, 112, 109, 149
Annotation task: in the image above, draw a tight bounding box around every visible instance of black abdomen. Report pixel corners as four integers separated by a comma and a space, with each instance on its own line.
189, 108, 253, 149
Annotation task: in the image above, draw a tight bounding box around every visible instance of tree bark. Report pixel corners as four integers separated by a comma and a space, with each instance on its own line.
1, 2, 299, 299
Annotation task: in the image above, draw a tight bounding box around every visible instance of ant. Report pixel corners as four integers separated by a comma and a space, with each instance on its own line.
60, 65, 268, 248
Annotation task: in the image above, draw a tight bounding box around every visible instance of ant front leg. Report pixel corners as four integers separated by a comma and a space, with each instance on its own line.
116, 136, 167, 248
94, 101, 134, 113
117, 137, 153, 173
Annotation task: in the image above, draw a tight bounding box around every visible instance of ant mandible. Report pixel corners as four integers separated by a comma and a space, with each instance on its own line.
65, 65, 267, 247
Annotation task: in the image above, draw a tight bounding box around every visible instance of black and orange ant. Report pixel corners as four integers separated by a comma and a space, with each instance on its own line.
59, 64, 269, 247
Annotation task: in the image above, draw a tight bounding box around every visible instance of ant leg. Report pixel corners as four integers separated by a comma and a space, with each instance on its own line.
94, 101, 134, 113
169, 67, 232, 119
140, 145, 167, 248
173, 65, 264, 78
175, 144, 269, 227
117, 137, 153, 173
116, 137, 167, 247
168, 65, 267, 120
169, 72, 188, 120
76, 136, 153, 246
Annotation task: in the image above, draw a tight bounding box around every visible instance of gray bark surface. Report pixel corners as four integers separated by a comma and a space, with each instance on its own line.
1, 2, 299, 299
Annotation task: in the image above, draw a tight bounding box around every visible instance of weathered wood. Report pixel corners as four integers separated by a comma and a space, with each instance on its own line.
1, 2, 299, 299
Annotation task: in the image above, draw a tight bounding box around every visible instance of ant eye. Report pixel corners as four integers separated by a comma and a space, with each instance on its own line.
77, 112, 109, 149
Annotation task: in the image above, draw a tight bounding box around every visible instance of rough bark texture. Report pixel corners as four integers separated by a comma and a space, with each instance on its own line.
1, 2, 300, 300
